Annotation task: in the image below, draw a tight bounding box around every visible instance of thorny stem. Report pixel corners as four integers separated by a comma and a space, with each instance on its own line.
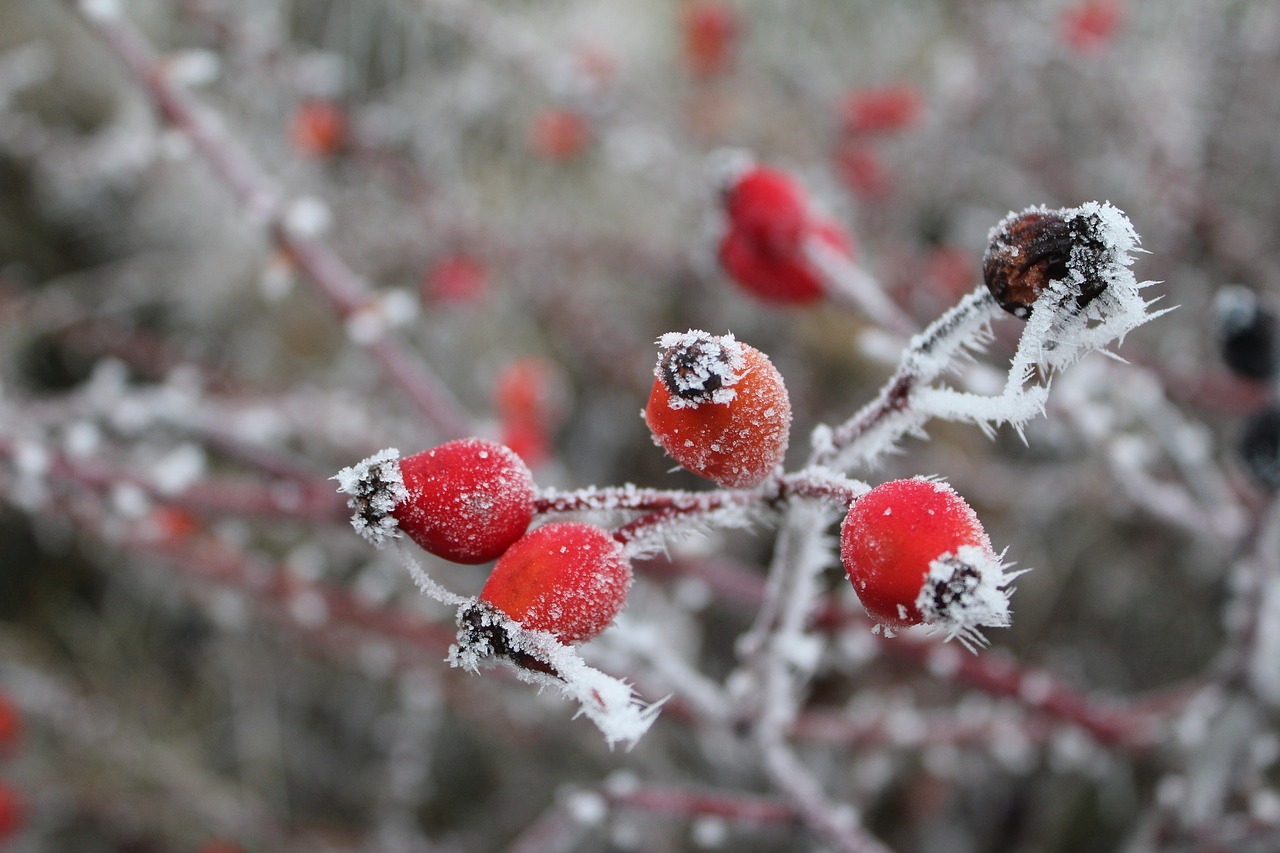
741, 499, 873, 850
66, 0, 473, 438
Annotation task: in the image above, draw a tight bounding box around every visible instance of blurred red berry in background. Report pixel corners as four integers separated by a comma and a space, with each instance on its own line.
681, 1, 742, 79
528, 108, 592, 162
718, 165, 856, 304
1060, 0, 1125, 54
841, 82, 924, 136
289, 99, 348, 158
422, 254, 490, 305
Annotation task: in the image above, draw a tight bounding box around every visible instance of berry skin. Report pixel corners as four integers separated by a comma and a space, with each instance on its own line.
477, 522, 633, 645
644, 330, 791, 489
718, 166, 855, 304
841, 478, 1016, 645
394, 439, 536, 564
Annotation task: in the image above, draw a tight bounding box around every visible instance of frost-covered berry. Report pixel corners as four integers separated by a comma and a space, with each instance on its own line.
644, 330, 791, 489
1215, 286, 1279, 381
983, 205, 1125, 319
334, 440, 535, 563
471, 522, 633, 646
717, 165, 854, 304
840, 478, 1018, 648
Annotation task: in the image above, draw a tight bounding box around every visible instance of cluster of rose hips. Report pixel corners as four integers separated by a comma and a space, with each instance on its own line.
337, 437, 633, 656
341, 190, 1152, 672
340, 318, 1018, 659
338, 196, 1151, 663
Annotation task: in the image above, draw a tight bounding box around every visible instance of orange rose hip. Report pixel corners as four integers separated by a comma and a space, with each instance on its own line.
644, 330, 791, 488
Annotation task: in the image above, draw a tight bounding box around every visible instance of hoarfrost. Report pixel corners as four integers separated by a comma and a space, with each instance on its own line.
448, 603, 664, 748
914, 545, 1026, 653
333, 448, 408, 548
655, 330, 746, 409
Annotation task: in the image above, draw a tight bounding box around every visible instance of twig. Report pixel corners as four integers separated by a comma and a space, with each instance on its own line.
64, 0, 473, 437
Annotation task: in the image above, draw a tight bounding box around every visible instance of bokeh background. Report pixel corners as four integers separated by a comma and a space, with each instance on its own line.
2, 0, 1280, 851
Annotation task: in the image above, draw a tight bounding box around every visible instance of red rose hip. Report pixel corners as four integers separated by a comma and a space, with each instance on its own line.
644, 330, 791, 489
478, 522, 633, 645
841, 478, 1018, 647
717, 165, 855, 304
336, 439, 535, 564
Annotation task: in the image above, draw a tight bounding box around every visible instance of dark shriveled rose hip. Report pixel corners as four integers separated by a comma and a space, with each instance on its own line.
983, 207, 1112, 318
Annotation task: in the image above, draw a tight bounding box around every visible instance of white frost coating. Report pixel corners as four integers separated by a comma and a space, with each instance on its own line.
289, 589, 329, 629
332, 448, 408, 548
448, 605, 665, 748
691, 816, 729, 848
913, 545, 1026, 652
655, 330, 746, 409
1010, 201, 1163, 373
380, 288, 421, 327
398, 549, 469, 609
62, 421, 102, 458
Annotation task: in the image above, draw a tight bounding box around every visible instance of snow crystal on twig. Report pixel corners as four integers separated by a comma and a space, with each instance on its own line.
449, 602, 664, 748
